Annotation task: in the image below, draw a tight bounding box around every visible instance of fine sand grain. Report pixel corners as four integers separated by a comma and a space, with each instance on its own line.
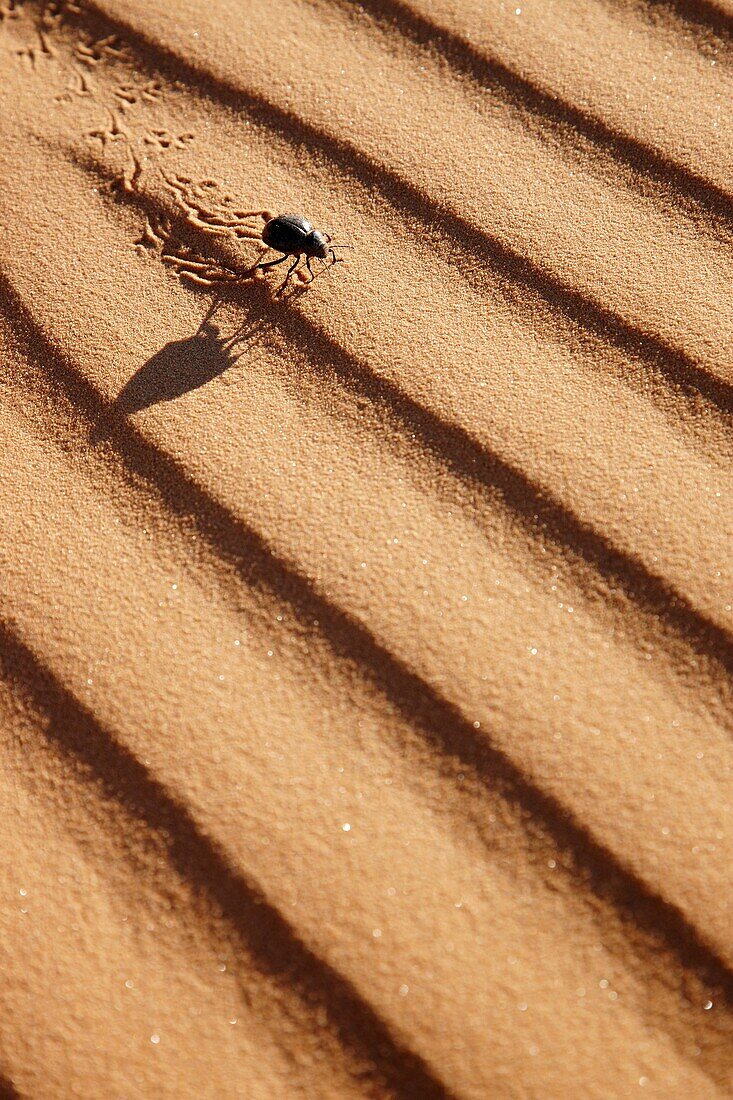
0, 1, 731, 1097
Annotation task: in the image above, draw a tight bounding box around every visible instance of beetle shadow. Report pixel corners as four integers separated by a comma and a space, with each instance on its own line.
112, 295, 262, 416
95, 269, 326, 442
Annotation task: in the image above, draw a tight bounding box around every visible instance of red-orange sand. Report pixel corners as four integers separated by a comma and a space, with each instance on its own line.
0, 1, 731, 1097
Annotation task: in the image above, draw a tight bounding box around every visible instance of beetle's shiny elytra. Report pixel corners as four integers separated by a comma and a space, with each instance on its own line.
262, 214, 330, 259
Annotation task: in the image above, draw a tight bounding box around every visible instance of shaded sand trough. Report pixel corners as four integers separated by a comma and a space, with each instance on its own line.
0, 0, 731, 1096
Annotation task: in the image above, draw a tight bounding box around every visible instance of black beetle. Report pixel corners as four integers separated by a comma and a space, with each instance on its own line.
255, 214, 350, 295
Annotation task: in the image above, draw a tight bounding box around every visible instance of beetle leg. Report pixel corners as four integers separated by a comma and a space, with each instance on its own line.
305, 257, 315, 283
274, 255, 301, 297
255, 253, 289, 272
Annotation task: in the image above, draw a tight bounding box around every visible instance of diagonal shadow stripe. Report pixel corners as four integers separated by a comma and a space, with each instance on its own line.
0, 1076, 19, 1100
73, 0, 733, 425
329, 0, 733, 233
1, 263, 732, 1034
0, 619, 455, 1100
635, 0, 733, 42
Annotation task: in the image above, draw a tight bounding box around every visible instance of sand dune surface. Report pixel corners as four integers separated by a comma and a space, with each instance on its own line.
0, 0, 731, 1097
